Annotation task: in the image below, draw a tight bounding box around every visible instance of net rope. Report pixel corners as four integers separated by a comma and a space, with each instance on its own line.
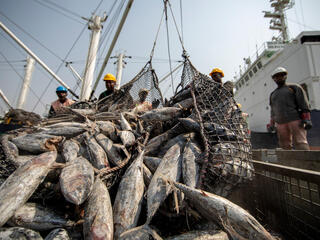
175, 58, 254, 197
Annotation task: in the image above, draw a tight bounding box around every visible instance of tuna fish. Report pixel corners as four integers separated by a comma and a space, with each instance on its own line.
45, 122, 88, 129
171, 181, 276, 240
95, 133, 129, 166
145, 123, 185, 156
113, 151, 145, 239
182, 141, 201, 188
83, 178, 113, 240
39, 127, 86, 138
59, 156, 94, 205
139, 107, 183, 122
0, 136, 19, 166
44, 228, 70, 240
120, 113, 133, 131
143, 164, 153, 187
96, 120, 117, 141
147, 143, 183, 223
13, 155, 35, 167
118, 130, 136, 147
143, 156, 161, 173
165, 230, 229, 240
0, 151, 57, 227
158, 133, 195, 158
62, 139, 80, 163
0, 227, 43, 239
173, 97, 193, 109
11, 134, 63, 153
7, 202, 74, 231
119, 225, 163, 240
83, 132, 109, 169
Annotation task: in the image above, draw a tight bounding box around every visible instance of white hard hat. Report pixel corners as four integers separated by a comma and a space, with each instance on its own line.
272, 67, 287, 78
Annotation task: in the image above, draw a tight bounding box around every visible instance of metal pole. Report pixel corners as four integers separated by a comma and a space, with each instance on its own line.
90, 0, 134, 99
17, 56, 35, 109
0, 88, 12, 109
66, 62, 83, 83
80, 15, 104, 101
0, 21, 78, 98
115, 53, 124, 90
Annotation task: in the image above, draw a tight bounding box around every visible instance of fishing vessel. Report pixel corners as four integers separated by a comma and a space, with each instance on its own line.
233, 0, 320, 148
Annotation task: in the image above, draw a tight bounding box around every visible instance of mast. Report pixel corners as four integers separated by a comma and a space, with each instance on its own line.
90, 0, 134, 99
115, 53, 124, 90
0, 21, 78, 98
16, 56, 35, 109
80, 14, 106, 101
263, 0, 294, 42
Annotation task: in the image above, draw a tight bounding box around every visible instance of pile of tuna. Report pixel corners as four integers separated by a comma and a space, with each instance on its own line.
0, 92, 277, 240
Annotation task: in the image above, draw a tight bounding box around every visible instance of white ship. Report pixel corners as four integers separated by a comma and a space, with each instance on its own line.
234, 0, 320, 133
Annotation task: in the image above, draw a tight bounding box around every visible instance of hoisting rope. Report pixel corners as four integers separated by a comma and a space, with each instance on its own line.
163, 0, 175, 96
149, 9, 165, 63
180, 0, 184, 44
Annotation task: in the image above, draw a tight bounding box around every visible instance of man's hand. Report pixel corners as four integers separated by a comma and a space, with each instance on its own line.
300, 112, 312, 130
301, 119, 312, 130
267, 119, 276, 133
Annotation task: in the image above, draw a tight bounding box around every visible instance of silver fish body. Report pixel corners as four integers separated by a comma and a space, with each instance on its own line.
172, 182, 275, 240
182, 141, 201, 188
96, 120, 117, 141
165, 230, 229, 240
45, 122, 87, 129
173, 97, 193, 109
119, 130, 135, 147
83, 178, 113, 240
143, 164, 153, 187
59, 156, 94, 205
62, 140, 79, 163
120, 113, 132, 131
0, 227, 43, 240
158, 133, 194, 158
0, 151, 57, 227
113, 151, 145, 239
139, 107, 182, 122
13, 155, 35, 167
11, 134, 63, 153
8, 203, 74, 231
95, 133, 127, 166
147, 143, 183, 223
44, 228, 70, 240
83, 132, 109, 169
39, 127, 86, 138
143, 156, 161, 173
119, 225, 163, 240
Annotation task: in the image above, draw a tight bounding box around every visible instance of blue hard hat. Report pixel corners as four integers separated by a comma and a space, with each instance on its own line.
56, 86, 67, 92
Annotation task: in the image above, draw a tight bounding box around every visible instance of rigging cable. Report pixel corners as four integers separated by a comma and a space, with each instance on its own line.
0, 32, 26, 57
163, 0, 175, 96
149, 9, 165, 62
0, 51, 46, 108
33, 0, 85, 25
0, 11, 64, 62
32, 22, 88, 111
43, 0, 83, 19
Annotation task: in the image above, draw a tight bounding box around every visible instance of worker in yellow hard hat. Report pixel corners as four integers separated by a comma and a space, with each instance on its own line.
98, 73, 117, 100
209, 68, 224, 83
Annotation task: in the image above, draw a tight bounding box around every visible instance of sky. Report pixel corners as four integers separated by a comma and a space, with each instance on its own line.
0, 0, 320, 116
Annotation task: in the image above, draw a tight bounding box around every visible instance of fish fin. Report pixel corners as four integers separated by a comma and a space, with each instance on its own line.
200, 190, 209, 197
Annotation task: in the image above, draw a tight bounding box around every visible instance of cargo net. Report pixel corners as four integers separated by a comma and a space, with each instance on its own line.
98, 62, 163, 112
182, 59, 254, 197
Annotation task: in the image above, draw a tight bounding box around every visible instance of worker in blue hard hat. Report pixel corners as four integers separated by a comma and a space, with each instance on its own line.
48, 86, 75, 117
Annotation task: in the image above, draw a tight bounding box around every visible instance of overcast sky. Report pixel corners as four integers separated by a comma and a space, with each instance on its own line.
1, 0, 320, 116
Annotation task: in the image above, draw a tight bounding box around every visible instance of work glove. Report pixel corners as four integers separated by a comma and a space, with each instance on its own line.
267, 119, 276, 133
300, 112, 312, 130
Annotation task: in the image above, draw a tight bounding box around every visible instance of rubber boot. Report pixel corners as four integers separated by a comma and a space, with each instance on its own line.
294, 143, 310, 150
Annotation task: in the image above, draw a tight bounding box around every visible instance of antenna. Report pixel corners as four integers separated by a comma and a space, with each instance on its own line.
263, 0, 295, 42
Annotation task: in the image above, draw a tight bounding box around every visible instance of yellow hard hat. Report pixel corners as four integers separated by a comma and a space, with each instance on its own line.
209, 68, 224, 77
103, 73, 116, 82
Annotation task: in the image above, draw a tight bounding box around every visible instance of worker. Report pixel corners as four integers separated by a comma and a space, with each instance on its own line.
48, 86, 75, 117
132, 88, 152, 114
268, 67, 312, 150
209, 67, 234, 96
98, 73, 116, 101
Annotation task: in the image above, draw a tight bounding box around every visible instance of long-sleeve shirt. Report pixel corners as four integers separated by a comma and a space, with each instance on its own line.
269, 83, 310, 124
